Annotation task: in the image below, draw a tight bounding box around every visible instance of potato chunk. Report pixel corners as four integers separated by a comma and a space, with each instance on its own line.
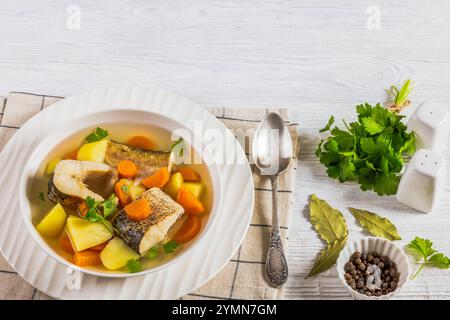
100, 238, 139, 270
77, 140, 108, 163
66, 216, 112, 252
36, 203, 67, 238
163, 172, 184, 199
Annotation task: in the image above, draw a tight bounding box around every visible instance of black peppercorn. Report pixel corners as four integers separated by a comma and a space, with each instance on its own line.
390, 281, 397, 290
344, 262, 355, 272
390, 269, 397, 277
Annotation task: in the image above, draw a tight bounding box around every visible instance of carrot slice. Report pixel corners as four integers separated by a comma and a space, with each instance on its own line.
64, 149, 78, 160
127, 135, 154, 150
60, 234, 74, 254
78, 201, 88, 217
173, 215, 201, 244
142, 167, 170, 189
74, 250, 101, 267
176, 167, 200, 182
124, 198, 152, 221
117, 160, 138, 178
89, 241, 108, 251
115, 179, 132, 207
177, 186, 205, 215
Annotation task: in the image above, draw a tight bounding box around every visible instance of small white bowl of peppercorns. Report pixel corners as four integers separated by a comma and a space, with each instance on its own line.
336, 237, 411, 300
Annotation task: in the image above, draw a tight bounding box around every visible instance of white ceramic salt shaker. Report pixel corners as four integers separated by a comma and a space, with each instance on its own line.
396, 149, 446, 213
407, 102, 450, 153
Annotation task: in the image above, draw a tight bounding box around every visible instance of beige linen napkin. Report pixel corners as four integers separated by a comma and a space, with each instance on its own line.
0, 92, 299, 300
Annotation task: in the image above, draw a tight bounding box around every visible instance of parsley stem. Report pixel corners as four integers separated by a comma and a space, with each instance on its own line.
410, 263, 425, 280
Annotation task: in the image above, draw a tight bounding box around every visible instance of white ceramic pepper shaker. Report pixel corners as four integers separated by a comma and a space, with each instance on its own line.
407, 102, 450, 153
396, 149, 446, 213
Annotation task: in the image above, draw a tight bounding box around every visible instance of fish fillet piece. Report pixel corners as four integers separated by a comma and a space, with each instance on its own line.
48, 160, 118, 208
113, 187, 185, 255
105, 140, 173, 176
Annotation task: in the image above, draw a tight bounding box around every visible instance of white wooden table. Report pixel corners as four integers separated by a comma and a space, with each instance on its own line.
1, 0, 450, 299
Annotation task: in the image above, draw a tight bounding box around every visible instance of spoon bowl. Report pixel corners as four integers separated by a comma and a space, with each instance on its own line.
253, 113, 293, 176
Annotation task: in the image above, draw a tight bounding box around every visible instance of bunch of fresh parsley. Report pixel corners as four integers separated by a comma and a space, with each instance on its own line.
408, 237, 450, 279
316, 103, 415, 196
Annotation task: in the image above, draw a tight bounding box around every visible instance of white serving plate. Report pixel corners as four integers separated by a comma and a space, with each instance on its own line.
0, 86, 254, 299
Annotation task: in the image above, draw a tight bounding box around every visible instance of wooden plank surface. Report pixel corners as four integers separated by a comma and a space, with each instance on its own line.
1, 0, 450, 299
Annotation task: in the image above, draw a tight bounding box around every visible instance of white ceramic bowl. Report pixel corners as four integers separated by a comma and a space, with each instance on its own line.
336, 237, 410, 300
19, 109, 222, 278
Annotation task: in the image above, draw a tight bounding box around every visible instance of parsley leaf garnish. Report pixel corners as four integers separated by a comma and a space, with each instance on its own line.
163, 240, 179, 254
126, 259, 142, 273
121, 184, 129, 193
38, 192, 45, 202
85, 127, 109, 143
316, 102, 415, 196
146, 246, 160, 259
99, 194, 119, 219
171, 137, 184, 157
408, 236, 450, 280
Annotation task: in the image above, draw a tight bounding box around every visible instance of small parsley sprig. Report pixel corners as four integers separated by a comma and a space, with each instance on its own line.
408, 237, 450, 280
146, 246, 160, 259
85, 127, 109, 143
126, 259, 142, 273
163, 240, 179, 254
83, 195, 119, 233
125, 241, 180, 273
171, 137, 184, 157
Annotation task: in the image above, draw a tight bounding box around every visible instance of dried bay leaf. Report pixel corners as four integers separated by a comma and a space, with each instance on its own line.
309, 194, 348, 244
306, 236, 348, 279
349, 207, 401, 241
307, 195, 349, 279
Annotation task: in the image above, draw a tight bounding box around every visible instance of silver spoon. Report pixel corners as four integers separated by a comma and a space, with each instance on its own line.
252, 112, 293, 288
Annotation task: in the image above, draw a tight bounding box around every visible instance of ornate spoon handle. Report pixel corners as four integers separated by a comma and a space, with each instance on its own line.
264, 176, 288, 288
